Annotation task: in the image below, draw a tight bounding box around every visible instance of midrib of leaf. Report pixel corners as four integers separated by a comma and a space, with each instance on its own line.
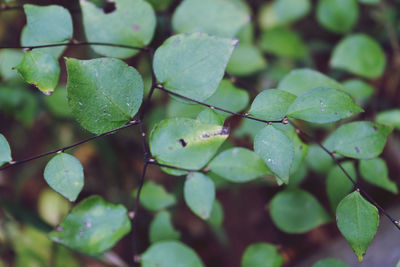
95, 81, 131, 120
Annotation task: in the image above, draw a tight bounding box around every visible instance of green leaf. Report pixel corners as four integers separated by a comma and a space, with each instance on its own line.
44, 87, 72, 118
136, 181, 176, 212
258, 0, 311, 29
153, 33, 237, 101
208, 199, 224, 228
358, 0, 379, 4
172, 0, 250, 38
359, 158, 398, 193
254, 125, 294, 183
269, 189, 330, 233
43, 153, 84, 202
249, 89, 297, 121
66, 57, 143, 134
330, 34, 386, 78
0, 134, 12, 167
316, 0, 359, 34
324, 121, 393, 159
14, 50, 60, 94
342, 79, 374, 106
196, 109, 225, 125
167, 99, 205, 119
287, 87, 363, 123
234, 118, 265, 140
260, 27, 307, 59
0, 49, 24, 81
80, 0, 156, 58
21, 4, 73, 57
336, 191, 379, 262
141, 241, 204, 267
226, 43, 267, 76
149, 211, 181, 243
312, 258, 350, 267
149, 118, 228, 173
184, 172, 215, 219
241, 242, 283, 267
306, 144, 333, 173
376, 109, 400, 130
209, 147, 271, 183
278, 68, 344, 96
49, 195, 131, 255
326, 162, 356, 211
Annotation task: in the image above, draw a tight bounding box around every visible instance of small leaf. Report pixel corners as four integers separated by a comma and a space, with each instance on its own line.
254, 125, 294, 183
208, 200, 224, 228
324, 121, 393, 159
359, 158, 398, 194
269, 189, 330, 233
287, 87, 363, 123
209, 147, 271, 183
336, 191, 379, 262
172, 0, 250, 37
278, 68, 344, 96
80, 0, 156, 58
15, 50, 60, 94
149, 118, 228, 174
66, 57, 143, 134
306, 144, 333, 173
326, 162, 356, 211
342, 79, 374, 106
376, 109, 400, 130
312, 258, 350, 267
149, 211, 181, 243
316, 0, 359, 34
153, 33, 237, 101
226, 43, 267, 76
249, 89, 297, 121
49, 195, 131, 255
330, 34, 386, 78
0, 134, 12, 167
241, 242, 283, 267
135, 181, 176, 212
184, 172, 215, 219
141, 241, 204, 267
43, 153, 84, 202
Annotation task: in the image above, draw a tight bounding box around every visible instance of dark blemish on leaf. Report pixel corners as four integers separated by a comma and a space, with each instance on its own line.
173, 38, 181, 46
64, 170, 69, 174
202, 127, 230, 138
355, 146, 360, 153
103, 1, 116, 13
373, 126, 377, 131
334, 112, 338, 115
168, 146, 173, 150
178, 138, 187, 147
132, 24, 140, 31
56, 226, 64, 231
299, 145, 303, 150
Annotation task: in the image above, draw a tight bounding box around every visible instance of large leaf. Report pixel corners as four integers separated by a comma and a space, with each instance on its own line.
208, 147, 271, 183
254, 125, 294, 183
287, 87, 363, 123
136, 181, 176, 211
44, 153, 84, 202
241, 242, 283, 267
249, 89, 297, 121
269, 189, 330, 233
49, 195, 131, 255
149, 211, 181, 243
141, 241, 204, 267
80, 0, 156, 58
14, 50, 60, 95
0, 134, 12, 167
184, 172, 215, 219
336, 191, 379, 262
323, 121, 392, 159
326, 162, 356, 211
376, 109, 400, 130
66, 57, 143, 134
21, 4, 73, 57
153, 33, 237, 101
316, 0, 359, 34
359, 158, 398, 193
277, 68, 344, 96
312, 258, 350, 267
149, 118, 228, 173
330, 34, 386, 78
226, 43, 267, 76
172, 0, 250, 38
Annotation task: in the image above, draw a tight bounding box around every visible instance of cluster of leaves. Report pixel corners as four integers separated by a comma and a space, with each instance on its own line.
1, 0, 400, 266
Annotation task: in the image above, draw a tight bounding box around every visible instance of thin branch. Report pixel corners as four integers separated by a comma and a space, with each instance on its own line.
0, 120, 140, 171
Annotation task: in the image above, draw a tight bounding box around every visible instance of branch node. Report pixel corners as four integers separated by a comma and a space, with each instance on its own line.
282, 117, 289, 124
9, 161, 16, 165
202, 166, 210, 173
148, 158, 155, 163
356, 187, 360, 192
128, 211, 135, 219
156, 83, 163, 89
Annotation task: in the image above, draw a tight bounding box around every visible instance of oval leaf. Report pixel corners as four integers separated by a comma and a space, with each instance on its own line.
66, 57, 143, 134
0, 134, 12, 167
208, 199, 224, 228
359, 158, 398, 194
336, 191, 379, 262
153, 33, 237, 101
149, 211, 181, 243
135, 181, 176, 211
44, 153, 84, 202
316, 0, 359, 34
241, 242, 283, 267
184, 172, 215, 219
287, 87, 363, 123
269, 189, 330, 233
49, 195, 131, 255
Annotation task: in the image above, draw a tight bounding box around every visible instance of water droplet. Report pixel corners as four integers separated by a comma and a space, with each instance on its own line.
78, 102, 83, 106
267, 158, 272, 162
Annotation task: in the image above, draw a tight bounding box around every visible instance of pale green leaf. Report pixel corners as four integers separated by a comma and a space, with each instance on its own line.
44, 87, 72, 118
66, 57, 143, 134
316, 0, 359, 34
136, 181, 176, 212
312, 258, 350, 267
342, 79, 374, 106
167, 99, 205, 119
196, 109, 225, 125
43, 153, 84, 202
184, 172, 215, 219
376, 109, 400, 130
336, 191, 379, 262
306, 144, 333, 173
0, 134, 12, 167
49, 195, 131, 255
326, 162, 356, 211
241, 242, 283, 267
149, 211, 180, 243
0, 49, 24, 81
208, 200, 224, 228
226, 43, 267, 76
359, 158, 398, 193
